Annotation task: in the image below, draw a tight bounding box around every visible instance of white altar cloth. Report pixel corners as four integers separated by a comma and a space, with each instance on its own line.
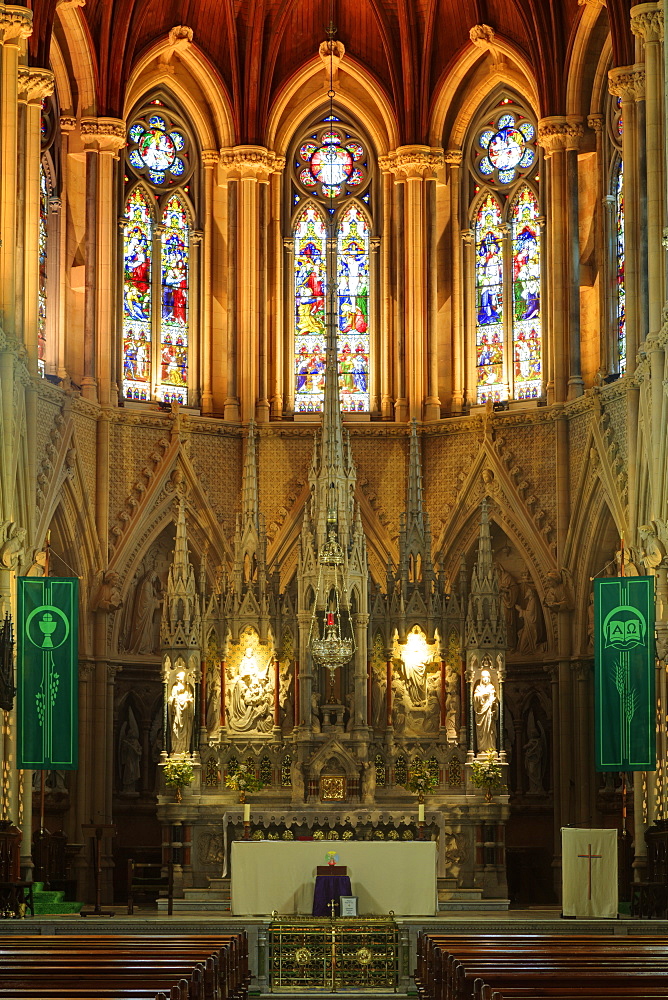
231, 840, 437, 916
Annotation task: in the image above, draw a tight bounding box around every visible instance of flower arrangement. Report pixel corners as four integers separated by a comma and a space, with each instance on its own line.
470, 749, 505, 801
224, 763, 264, 801
163, 754, 194, 802
403, 758, 439, 799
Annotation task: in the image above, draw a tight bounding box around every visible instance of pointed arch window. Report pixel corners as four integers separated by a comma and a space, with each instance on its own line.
291, 115, 372, 413
38, 162, 49, 376
614, 160, 626, 374
123, 102, 196, 405
469, 97, 541, 404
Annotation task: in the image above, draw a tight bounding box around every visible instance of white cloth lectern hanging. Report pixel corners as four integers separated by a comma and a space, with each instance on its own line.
561, 827, 618, 918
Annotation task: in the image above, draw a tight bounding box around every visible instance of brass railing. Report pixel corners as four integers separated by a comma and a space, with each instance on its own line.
268, 915, 399, 992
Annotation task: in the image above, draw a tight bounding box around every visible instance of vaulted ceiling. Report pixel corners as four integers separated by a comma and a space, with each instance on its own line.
29, 0, 635, 144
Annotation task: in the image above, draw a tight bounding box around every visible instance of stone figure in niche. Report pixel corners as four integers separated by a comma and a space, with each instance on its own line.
496, 563, 519, 650
26, 549, 47, 576
125, 569, 162, 653
516, 573, 540, 654
639, 522, 666, 570
168, 668, 195, 754
391, 678, 407, 733
544, 568, 575, 613
0, 523, 26, 571
119, 705, 142, 793
424, 673, 441, 734
290, 758, 305, 803
445, 666, 460, 742
311, 690, 322, 734
361, 760, 376, 804
94, 570, 123, 613
371, 662, 387, 729
473, 663, 498, 753
227, 646, 273, 734
523, 715, 546, 795
613, 545, 640, 576
279, 661, 293, 732
205, 662, 221, 735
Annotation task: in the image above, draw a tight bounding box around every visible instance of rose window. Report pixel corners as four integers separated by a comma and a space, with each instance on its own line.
296, 125, 368, 199
475, 110, 536, 185
127, 113, 190, 187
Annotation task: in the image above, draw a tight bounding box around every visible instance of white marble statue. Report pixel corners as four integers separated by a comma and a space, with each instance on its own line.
227, 647, 273, 733
473, 665, 498, 753
168, 668, 195, 754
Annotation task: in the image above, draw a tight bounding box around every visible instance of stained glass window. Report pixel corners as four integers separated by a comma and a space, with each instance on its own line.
122, 188, 153, 401
295, 125, 368, 201
127, 112, 190, 188
615, 161, 626, 373
475, 107, 536, 186
294, 206, 327, 412
38, 163, 48, 376
475, 194, 505, 403
159, 195, 189, 404
337, 204, 369, 412
511, 186, 542, 400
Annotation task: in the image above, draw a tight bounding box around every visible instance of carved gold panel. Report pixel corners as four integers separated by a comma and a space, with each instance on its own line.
320, 775, 346, 801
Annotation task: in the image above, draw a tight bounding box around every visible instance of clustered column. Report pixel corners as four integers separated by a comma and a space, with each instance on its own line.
219, 146, 285, 423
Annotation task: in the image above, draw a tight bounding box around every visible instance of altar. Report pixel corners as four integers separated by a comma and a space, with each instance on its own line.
230, 840, 438, 916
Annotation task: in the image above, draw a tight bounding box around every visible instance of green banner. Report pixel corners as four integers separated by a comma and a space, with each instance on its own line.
595, 576, 655, 771
17, 578, 78, 770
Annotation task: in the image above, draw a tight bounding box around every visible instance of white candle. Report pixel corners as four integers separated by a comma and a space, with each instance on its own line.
243, 803, 251, 823
418, 804, 425, 823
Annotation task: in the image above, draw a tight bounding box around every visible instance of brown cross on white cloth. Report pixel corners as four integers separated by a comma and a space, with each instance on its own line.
577, 843, 602, 900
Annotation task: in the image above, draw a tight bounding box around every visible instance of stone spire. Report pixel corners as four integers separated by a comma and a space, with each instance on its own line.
466, 498, 506, 651
241, 418, 259, 528
161, 499, 201, 650
407, 417, 424, 525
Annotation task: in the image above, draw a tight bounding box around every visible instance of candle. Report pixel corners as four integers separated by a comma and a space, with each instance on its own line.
243, 803, 251, 823
418, 803, 425, 823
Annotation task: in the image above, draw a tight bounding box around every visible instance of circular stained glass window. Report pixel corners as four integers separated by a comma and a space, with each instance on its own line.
126, 110, 191, 189
294, 121, 370, 202
475, 107, 537, 186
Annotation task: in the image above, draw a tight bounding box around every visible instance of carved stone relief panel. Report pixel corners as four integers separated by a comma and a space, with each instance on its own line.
225, 628, 274, 735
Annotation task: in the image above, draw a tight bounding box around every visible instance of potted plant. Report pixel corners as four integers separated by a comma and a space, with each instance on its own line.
470, 749, 505, 801
403, 758, 439, 803
224, 762, 264, 802
163, 754, 194, 803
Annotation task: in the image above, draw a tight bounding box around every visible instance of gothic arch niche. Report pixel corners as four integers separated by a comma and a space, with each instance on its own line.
287, 108, 375, 416
225, 626, 274, 737
118, 523, 176, 657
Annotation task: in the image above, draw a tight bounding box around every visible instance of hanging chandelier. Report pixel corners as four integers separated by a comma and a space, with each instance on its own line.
309, 526, 354, 693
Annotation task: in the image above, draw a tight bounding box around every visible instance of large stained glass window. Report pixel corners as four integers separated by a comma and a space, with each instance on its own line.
475, 194, 505, 403
511, 186, 541, 400
292, 116, 372, 413
475, 105, 536, 186
294, 206, 327, 412
123, 188, 153, 401
337, 204, 369, 412
160, 195, 189, 404
123, 102, 194, 405
615, 161, 626, 374
38, 163, 48, 376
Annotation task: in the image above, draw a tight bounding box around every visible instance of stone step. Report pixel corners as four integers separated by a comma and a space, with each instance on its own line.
438, 898, 510, 911
157, 897, 231, 913
438, 888, 484, 901
182, 888, 230, 901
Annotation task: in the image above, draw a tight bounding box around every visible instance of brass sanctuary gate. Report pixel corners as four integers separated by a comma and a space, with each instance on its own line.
268, 916, 399, 992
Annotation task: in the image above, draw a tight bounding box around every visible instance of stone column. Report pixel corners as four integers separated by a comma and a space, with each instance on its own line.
445, 151, 464, 412
379, 164, 394, 419
609, 66, 646, 371
571, 660, 592, 825
57, 117, 76, 379
80, 118, 126, 405
353, 614, 369, 734
269, 170, 284, 419
200, 150, 219, 414
20, 68, 54, 374
0, 6, 32, 344
631, 4, 665, 337
296, 611, 312, 734
383, 146, 444, 420
219, 147, 285, 423
537, 117, 585, 402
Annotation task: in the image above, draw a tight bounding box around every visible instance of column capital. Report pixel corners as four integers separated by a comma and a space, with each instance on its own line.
630, 3, 664, 43
0, 6, 32, 43
80, 116, 126, 156
587, 113, 605, 133
18, 66, 54, 104
444, 149, 463, 166
537, 116, 585, 154
59, 115, 77, 133
608, 64, 645, 101
219, 145, 285, 179
379, 145, 444, 178
201, 149, 219, 168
